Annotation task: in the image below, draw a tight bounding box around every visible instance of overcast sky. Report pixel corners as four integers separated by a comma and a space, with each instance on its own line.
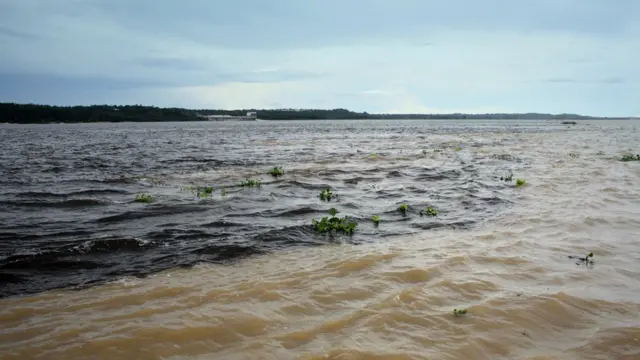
1, 0, 638, 116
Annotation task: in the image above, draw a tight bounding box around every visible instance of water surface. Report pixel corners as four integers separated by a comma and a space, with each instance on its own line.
1, 119, 639, 359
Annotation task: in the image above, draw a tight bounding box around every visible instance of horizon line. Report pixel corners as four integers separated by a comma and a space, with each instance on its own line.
3, 102, 638, 119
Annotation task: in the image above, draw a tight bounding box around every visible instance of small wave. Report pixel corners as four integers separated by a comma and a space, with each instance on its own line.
3, 198, 109, 208
94, 205, 211, 223
251, 225, 322, 247
14, 189, 127, 199
275, 180, 332, 190
410, 220, 475, 230
192, 244, 265, 262
382, 267, 439, 284
73, 237, 153, 254
1, 252, 110, 271
259, 206, 321, 218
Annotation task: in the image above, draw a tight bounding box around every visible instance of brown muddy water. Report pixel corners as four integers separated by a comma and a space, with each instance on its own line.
1, 119, 639, 359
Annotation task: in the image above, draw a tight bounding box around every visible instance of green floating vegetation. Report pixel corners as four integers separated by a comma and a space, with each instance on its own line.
621, 154, 640, 162
183, 185, 215, 198
135, 194, 153, 203
371, 215, 380, 225
455, 147, 462, 151
269, 166, 284, 177
397, 203, 408, 214
198, 186, 214, 198
420, 206, 438, 217
319, 188, 334, 201
515, 178, 527, 187
312, 207, 357, 235
453, 308, 468, 317
240, 179, 262, 187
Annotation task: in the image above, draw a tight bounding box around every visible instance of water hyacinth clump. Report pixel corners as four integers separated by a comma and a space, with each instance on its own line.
312, 208, 357, 235
319, 188, 334, 201
397, 203, 408, 214
453, 308, 468, 317
420, 206, 437, 217
182, 185, 215, 198
197, 186, 214, 198
621, 154, 640, 162
135, 194, 153, 203
240, 179, 262, 187
515, 178, 527, 187
269, 166, 284, 177
371, 215, 380, 225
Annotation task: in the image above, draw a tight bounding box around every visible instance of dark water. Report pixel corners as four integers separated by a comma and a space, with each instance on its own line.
0, 120, 563, 298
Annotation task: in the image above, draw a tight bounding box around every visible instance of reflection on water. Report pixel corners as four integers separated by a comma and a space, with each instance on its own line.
1, 119, 639, 359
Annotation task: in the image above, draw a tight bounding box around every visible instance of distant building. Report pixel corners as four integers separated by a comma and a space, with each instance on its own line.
197, 112, 258, 121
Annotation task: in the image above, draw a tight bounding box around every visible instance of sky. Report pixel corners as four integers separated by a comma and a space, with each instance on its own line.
0, 0, 638, 116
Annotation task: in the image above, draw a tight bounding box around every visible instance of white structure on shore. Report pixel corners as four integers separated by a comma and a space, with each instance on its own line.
198, 111, 258, 121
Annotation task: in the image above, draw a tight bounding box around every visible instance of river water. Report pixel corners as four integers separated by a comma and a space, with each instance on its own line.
1, 119, 639, 359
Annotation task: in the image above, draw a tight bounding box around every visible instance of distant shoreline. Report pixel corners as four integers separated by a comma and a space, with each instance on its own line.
0, 102, 634, 124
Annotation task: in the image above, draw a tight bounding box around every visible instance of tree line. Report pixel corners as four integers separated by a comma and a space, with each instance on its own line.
0, 102, 602, 124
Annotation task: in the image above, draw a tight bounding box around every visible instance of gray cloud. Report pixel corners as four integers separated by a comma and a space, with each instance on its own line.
0, 26, 39, 40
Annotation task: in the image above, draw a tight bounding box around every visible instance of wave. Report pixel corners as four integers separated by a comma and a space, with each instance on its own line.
3, 198, 109, 208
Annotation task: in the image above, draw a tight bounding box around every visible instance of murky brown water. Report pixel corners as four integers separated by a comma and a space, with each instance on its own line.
1, 119, 640, 359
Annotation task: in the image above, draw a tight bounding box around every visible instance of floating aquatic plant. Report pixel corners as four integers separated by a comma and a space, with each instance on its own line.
241, 179, 262, 187
455, 147, 462, 151
135, 194, 153, 203
397, 203, 408, 214
453, 308, 468, 317
269, 166, 284, 177
569, 252, 594, 265
621, 154, 640, 162
312, 208, 357, 235
319, 188, 334, 201
371, 215, 380, 225
197, 186, 214, 198
515, 178, 527, 187
420, 206, 438, 217
183, 185, 215, 198
221, 187, 228, 197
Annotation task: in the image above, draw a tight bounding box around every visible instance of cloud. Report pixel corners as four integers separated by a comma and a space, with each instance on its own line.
0, 0, 638, 116
0, 26, 39, 40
